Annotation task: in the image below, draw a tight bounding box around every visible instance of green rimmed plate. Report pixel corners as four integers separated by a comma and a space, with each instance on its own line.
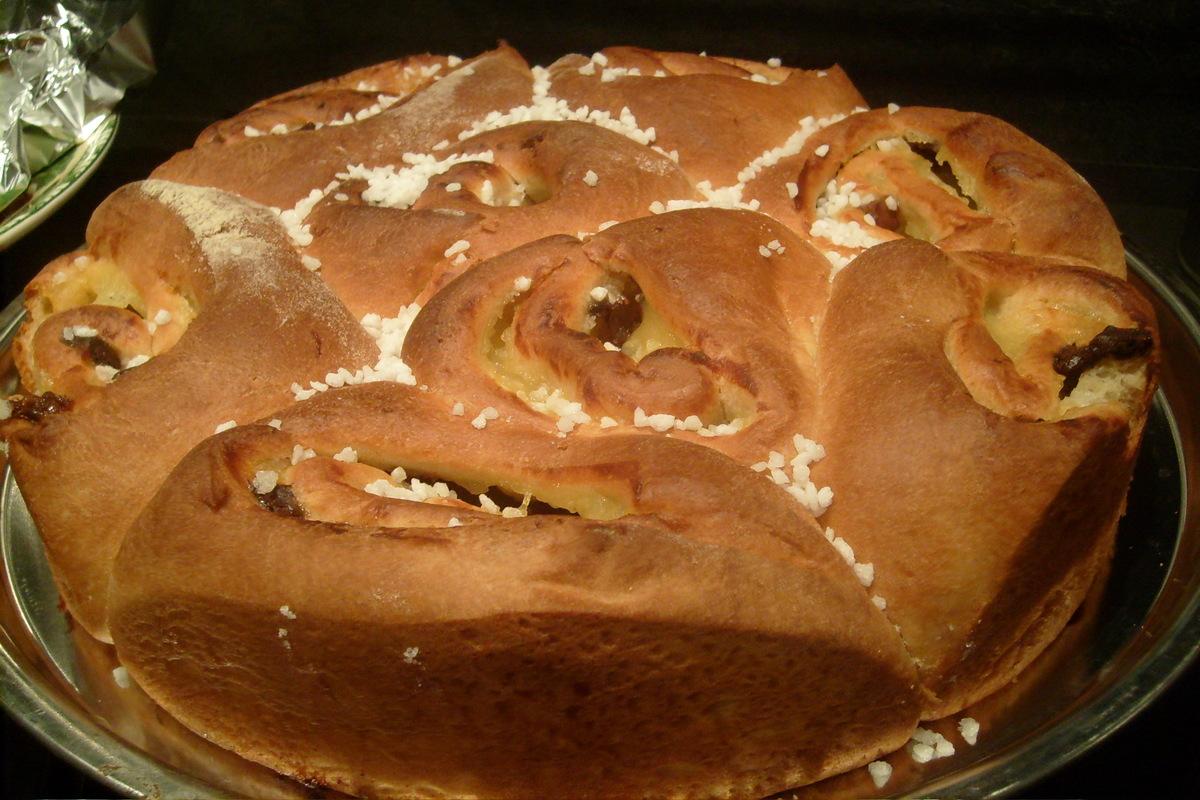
0, 114, 120, 251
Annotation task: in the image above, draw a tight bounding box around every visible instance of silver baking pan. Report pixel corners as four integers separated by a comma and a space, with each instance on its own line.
1, 249, 1198, 799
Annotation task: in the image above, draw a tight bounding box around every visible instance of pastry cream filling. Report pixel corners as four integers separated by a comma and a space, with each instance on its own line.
37, 257, 144, 316
253, 450, 631, 523
819, 136, 992, 249
615, 302, 686, 361
23, 255, 196, 393
980, 289, 1148, 420
484, 274, 747, 433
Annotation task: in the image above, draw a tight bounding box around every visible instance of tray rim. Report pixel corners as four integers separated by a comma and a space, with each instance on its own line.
0, 247, 1197, 799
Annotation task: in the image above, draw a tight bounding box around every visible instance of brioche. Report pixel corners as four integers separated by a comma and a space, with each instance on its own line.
746, 106, 1126, 276
3, 182, 374, 639
0, 44, 1158, 798
112, 389, 919, 798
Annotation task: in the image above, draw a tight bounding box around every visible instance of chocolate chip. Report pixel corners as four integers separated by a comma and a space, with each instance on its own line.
7, 392, 74, 422
1052, 325, 1154, 399
256, 484, 306, 518
862, 198, 902, 231
589, 274, 645, 347
63, 333, 122, 369
591, 294, 643, 347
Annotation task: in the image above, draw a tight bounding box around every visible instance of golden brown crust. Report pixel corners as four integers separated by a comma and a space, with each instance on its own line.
196, 53, 458, 146
306, 120, 694, 317
111, 386, 919, 799
402, 208, 829, 465
748, 107, 1125, 276
1, 181, 375, 639
0, 43, 1161, 797
814, 240, 1155, 716
155, 46, 535, 210
548, 48, 865, 187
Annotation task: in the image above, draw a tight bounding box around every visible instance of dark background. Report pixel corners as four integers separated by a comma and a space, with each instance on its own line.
2, 1, 1198, 796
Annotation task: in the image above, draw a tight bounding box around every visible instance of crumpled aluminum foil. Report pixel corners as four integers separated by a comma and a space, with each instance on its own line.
1, 0, 154, 213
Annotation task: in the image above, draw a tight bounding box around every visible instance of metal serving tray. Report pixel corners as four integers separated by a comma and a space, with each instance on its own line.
1, 250, 1197, 799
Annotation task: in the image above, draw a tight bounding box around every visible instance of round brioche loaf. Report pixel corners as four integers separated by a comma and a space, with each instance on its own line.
0, 44, 1158, 798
